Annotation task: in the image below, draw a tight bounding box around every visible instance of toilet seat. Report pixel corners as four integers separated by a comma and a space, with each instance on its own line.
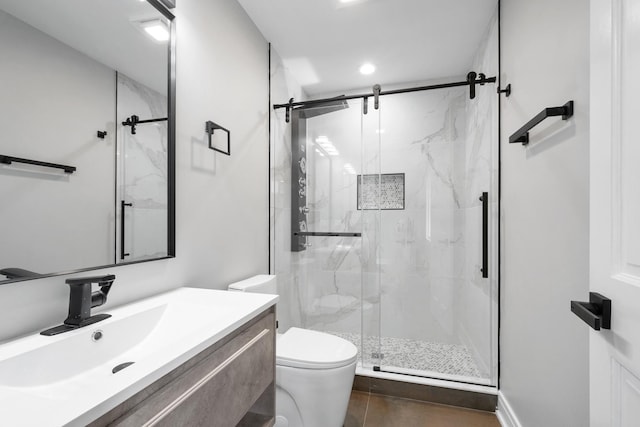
276, 328, 358, 370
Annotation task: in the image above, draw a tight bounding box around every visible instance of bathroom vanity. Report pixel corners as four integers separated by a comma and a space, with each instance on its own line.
0, 288, 277, 427
91, 306, 276, 426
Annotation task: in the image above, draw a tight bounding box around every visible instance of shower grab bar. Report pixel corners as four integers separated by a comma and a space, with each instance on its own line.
120, 200, 133, 260
0, 155, 76, 174
509, 101, 574, 145
294, 231, 362, 237
480, 192, 489, 278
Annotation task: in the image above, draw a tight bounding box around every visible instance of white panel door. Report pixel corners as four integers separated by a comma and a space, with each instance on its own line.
590, 0, 640, 425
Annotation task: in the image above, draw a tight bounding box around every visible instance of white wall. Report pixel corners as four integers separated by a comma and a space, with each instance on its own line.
500, 0, 589, 426
0, 0, 269, 343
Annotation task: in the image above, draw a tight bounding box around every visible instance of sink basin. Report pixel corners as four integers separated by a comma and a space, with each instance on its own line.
0, 287, 278, 426
0, 304, 168, 388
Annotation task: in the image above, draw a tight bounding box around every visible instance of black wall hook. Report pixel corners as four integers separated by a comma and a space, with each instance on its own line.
498, 84, 512, 97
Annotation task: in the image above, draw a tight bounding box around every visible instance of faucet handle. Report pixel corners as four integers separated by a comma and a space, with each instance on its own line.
41, 275, 115, 335
65, 274, 115, 310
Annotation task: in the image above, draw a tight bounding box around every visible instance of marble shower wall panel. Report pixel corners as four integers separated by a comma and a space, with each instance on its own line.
377, 88, 467, 345
117, 72, 168, 261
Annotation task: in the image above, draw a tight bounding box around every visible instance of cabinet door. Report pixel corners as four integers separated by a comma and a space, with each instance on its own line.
111, 312, 275, 427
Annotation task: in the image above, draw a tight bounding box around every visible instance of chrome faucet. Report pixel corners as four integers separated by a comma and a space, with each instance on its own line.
41, 274, 115, 336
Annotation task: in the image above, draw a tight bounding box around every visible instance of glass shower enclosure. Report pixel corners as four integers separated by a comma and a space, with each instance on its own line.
270, 74, 498, 387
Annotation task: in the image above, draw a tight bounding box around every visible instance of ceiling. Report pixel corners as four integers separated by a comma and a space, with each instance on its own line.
0, 0, 168, 94
238, 0, 498, 97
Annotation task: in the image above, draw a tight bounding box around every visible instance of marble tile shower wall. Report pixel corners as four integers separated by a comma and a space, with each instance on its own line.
373, 89, 467, 346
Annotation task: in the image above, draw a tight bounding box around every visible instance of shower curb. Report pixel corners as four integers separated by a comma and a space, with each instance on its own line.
352, 375, 498, 412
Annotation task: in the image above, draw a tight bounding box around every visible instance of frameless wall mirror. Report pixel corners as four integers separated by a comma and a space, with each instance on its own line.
0, 0, 176, 284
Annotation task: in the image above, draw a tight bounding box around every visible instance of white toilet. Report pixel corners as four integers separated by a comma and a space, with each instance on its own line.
228, 275, 358, 427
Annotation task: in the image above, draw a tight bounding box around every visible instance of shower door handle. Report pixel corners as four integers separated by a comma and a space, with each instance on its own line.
480, 192, 488, 278
120, 200, 133, 260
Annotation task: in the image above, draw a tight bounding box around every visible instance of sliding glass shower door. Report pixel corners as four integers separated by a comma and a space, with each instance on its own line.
270, 83, 498, 387
368, 88, 497, 386
273, 98, 381, 369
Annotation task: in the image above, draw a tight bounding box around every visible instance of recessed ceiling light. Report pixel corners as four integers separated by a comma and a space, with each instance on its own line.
139, 19, 170, 42
359, 63, 376, 75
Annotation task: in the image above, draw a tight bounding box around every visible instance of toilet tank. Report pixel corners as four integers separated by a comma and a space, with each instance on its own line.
228, 275, 277, 294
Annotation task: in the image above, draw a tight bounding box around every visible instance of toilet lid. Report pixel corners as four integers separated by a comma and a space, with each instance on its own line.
276, 328, 358, 370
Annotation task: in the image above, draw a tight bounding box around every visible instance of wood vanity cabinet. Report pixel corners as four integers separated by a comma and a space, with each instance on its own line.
90, 307, 276, 427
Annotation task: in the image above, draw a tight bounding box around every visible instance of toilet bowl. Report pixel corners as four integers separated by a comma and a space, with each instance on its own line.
228, 275, 357, 427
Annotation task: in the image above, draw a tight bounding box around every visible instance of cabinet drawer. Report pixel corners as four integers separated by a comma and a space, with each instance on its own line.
108, 310, 275, 427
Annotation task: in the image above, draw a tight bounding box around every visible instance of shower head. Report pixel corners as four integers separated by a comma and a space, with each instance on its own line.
297, 96, 349, 118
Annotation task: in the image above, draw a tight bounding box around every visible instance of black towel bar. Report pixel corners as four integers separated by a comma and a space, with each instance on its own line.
294, 231, 362, 237
0, 154, 76, 174
509, 100, 574, 145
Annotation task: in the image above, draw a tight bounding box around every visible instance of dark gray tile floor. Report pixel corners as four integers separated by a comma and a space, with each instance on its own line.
345, 391, 501, 427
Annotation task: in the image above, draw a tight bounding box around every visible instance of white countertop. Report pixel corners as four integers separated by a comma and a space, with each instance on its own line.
0, 287, 278, 426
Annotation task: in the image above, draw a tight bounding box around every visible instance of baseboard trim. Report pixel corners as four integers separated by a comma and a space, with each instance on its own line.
496, 392, 522, 427
353, 375, 497, 412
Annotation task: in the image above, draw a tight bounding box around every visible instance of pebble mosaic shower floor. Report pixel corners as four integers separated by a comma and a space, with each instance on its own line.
325, 331, 484, 379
